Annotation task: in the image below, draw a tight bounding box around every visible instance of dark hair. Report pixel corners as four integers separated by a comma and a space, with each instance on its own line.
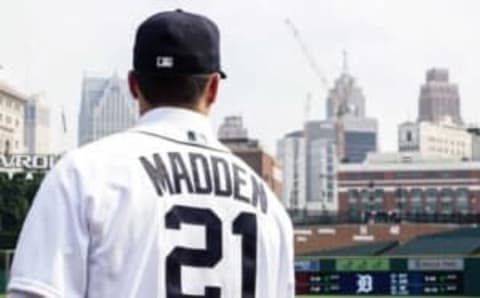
134, 72, 210, 106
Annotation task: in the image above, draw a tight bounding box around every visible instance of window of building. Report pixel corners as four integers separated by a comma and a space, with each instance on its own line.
6, 116, 11, 124
348, 190, 359, 214
4, 140, 10, 154
15, 119, 19, 127
327, 192, 334, 202
410, 188, 423, 213
394, 188, 408, 213
373, 189, 384, 211
360, 189, 371, 212
440, 188, 454, 214
406, 131, 412, 142
456, 188, 469, 213
327, 182, 334, 190
394, 172, 424, 179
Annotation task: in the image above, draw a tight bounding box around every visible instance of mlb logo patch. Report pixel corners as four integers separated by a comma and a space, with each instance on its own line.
156, 56, 174, 68
187, 131, 196, 141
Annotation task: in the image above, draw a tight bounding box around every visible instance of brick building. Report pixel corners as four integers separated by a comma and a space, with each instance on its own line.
338, 153, 480, 215
221, 138, 282, 197
218, 115, 282, 197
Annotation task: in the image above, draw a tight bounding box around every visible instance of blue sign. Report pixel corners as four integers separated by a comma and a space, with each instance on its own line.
295, 260, 321, 272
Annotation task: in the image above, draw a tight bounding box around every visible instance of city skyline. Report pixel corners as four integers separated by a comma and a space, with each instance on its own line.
3, 0, 480, 154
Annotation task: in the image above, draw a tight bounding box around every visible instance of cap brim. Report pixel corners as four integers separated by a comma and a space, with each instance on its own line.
219, 70, 227, 79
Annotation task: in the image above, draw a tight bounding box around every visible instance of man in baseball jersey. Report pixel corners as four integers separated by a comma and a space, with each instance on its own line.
7, 10, 294, 298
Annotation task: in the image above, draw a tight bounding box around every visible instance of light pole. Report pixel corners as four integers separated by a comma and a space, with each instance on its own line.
366, 180, 375, 223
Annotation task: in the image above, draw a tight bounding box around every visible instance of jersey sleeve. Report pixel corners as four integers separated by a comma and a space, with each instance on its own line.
276, 210, 295, 298
7, 156, 89, 297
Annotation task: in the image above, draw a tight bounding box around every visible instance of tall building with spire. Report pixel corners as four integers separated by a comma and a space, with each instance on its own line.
418, 68, 463, 125
78, 74, 138, 146
326, 52, 366, 120
325, 53, 378, 163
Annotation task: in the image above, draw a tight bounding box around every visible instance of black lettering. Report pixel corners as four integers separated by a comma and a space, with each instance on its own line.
169, 152, 194, 194
189, 153, 213, 195
251, 176, 268, 213
211, 156, 232, 196
140, 154, 173, 196
233, 164, 249, 203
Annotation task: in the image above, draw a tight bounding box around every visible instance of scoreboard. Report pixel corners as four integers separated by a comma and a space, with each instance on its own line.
296, 271, 463, 295
295, 258, 480, 296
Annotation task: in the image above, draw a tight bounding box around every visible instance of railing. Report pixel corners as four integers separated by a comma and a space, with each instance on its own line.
288, 210, 480, 226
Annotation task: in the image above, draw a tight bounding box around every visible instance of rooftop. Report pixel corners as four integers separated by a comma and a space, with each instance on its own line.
0, 81, 28, 102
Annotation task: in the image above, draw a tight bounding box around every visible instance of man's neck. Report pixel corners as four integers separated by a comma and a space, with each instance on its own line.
140, 104, 208, 116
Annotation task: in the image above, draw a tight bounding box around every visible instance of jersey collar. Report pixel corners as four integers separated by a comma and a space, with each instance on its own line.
133, 107, 228, 152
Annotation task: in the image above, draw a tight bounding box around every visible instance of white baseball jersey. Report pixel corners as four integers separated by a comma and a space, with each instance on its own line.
8, 107, 294, 298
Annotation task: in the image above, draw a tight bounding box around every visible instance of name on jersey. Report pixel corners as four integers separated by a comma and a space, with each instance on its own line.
140, 152, 268, 213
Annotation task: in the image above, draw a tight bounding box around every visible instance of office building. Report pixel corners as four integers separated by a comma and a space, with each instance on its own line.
78, 74, 138, 146
219, 116, 282, 197
343, 117, 378, 163
0, 81, 27, 154
304, 120, 338, 212
326, 66, 366, 120
277, 130, 306, 210
418, 68, 463, 125
217, 115, 248, 140
24, 95, 50, 154
338, 152, 480, 215
325, 57, 378, 163
467, 127, 480, 161
398, 120, 472, 161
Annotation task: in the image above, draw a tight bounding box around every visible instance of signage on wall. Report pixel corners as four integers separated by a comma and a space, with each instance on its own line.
0, 154, 59, 172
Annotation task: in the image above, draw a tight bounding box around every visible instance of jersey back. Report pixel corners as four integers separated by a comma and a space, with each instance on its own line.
8, 116, 294, 298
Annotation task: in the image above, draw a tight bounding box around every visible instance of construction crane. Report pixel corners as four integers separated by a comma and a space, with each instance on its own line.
285, 19, 329, 89
284, 18, 350, 161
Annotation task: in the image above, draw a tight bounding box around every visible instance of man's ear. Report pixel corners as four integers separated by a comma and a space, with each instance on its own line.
128, 70, 139, 99
206, 74, 220, 106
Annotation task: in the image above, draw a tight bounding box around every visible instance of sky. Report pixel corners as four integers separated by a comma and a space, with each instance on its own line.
2, 0, 480, 154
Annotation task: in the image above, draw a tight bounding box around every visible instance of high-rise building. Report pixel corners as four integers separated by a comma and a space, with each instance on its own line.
78, 74, 138, 146
217, 115, 248, 140
218, 116, 282, 197
398, 121, 472, 161
325, 57, 377, 163
304, 120, 338, 212
24, 95, 50, 154
418, 68, 463, 125
277, 131, 306, 210
0, 81, 27, 154
343, 117, 378, 163
326, 64, 366, 120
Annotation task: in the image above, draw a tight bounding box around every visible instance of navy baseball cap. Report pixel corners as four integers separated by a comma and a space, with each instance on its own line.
133, 9, 226, 79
